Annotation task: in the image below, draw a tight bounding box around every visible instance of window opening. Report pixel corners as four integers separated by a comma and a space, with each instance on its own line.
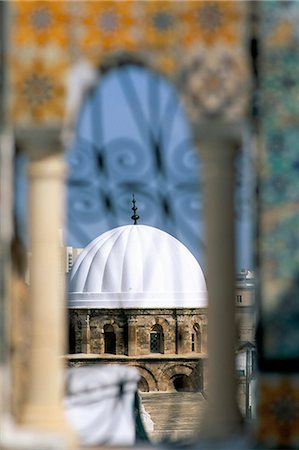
150, 324, 164, 353
236, 295, 242, 304
150, 332, 161, 353
104, 324, 116, 354
173, 374, 191, 392
193, 323, 201, 352
191, 333, 195, 352
68, 320, 76, 354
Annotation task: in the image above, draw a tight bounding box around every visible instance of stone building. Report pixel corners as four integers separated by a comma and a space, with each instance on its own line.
67, 222, 255, 393
235, 270, 255, 343
67, 223, 208, 392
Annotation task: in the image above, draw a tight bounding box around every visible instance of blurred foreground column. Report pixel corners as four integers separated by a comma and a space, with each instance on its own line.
197, 127, 243, 439
18, 130, 76, 447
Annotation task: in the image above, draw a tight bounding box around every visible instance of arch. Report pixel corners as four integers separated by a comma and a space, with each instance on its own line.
159, 364, 196, 392
163, 364, 194, 380
151, 317, 169, 329
138, 377, 149, 393
104, 324, 116, 354
173, 374, 192, 392
152, 324, 163, 332
150, 324, 164, 354
129, 365, 158, 392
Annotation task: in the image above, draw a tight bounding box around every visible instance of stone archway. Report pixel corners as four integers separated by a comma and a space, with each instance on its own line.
138, 376, 149, 392
173, 374, 192, 392
129, 365, 158, 392
160, 364, 196, 392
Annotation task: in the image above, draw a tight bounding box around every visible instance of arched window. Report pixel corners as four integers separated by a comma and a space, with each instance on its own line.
104, 324, 116, 354
150, 324, 164, 354
192, 323, 201, 353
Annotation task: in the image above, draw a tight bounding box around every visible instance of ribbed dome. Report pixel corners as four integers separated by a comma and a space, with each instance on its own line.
68, 225, 207, 308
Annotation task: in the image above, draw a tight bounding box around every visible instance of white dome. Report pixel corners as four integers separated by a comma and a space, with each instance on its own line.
68, 225, 207, 309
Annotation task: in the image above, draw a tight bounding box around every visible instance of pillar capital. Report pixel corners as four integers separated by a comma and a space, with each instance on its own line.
127, 316, 138, 325
15, 126, 63, 160
127, 318, 137, 357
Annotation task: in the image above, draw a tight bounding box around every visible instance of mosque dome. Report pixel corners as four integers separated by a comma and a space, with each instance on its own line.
68, 225, 207, 309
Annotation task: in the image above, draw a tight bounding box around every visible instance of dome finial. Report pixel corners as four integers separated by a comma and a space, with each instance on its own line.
131, 194, 139, 225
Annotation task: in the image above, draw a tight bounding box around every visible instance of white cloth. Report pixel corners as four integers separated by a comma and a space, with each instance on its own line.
65, 365, 140, 447
140, 404, 154, 433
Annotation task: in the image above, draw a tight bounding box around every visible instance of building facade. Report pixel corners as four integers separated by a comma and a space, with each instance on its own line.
235, 270, 255, 343
67, 225, 255, 393
68, 307, 208, 392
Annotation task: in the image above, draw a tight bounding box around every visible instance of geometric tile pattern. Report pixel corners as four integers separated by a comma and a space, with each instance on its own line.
259, 1, 299, 362
256, 374, 299, 449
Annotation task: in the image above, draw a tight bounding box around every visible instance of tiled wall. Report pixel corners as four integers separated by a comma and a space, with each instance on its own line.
8, 1, 249, 125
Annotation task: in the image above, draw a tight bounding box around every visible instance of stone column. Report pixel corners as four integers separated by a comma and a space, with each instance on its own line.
201, 323, 208, 354
196, 126, 242, 438
177, 316, 185, 354
81, 313, 91, 353
17, 129, 76, 446
127, 317, 136, 356
0, 130, 14, 425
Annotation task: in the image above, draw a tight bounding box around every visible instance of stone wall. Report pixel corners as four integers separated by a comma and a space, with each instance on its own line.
68, 298, 254, 392
68, 308, 208, 392
236, 307, 256, 342
66, 355, 206, 393
235, 286, 255, 342
69, 308, 208, 357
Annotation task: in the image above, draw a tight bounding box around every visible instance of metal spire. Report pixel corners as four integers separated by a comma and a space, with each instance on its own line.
131, 194, 139, 225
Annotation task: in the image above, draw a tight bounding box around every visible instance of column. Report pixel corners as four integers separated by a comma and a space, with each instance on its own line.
127, 317, 136, 356
197, 127, 242, 438
20, 147, 75, 446
81, 313, 91, 353
0, 130, 14, 425
176, 316, 185, 354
